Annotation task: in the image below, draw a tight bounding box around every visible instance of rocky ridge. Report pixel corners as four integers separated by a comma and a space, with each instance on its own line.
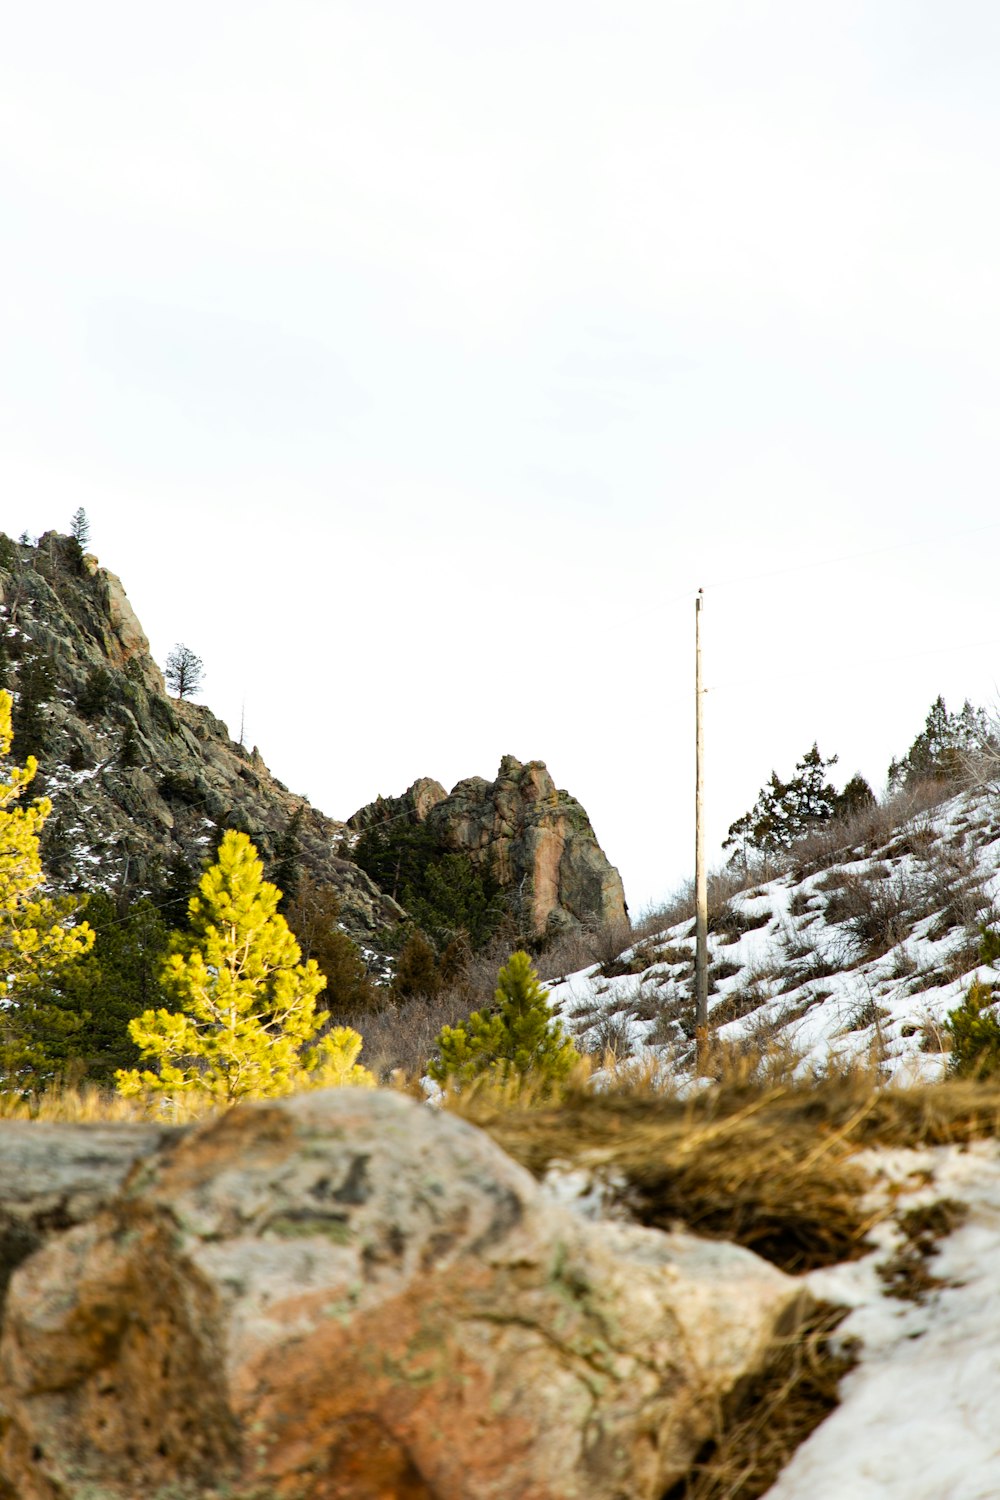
350, 755, 628, 939
0, 532, 623, 950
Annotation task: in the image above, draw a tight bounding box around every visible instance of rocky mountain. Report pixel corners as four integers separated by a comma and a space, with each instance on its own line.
349, 755, 628, 940
0, 531, 624, 953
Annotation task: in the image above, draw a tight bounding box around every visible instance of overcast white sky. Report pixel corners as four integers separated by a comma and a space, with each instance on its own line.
3, 1, 1000, 912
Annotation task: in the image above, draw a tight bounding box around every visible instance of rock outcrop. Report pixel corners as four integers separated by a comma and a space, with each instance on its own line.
351, 756, 628, 938
0, 535, 626, 954
0, 532, 402, 944
0, 1089, 806, 1500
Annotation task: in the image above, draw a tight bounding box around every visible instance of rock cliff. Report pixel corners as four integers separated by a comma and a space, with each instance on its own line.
0, 531, 627, 956
0, 532, 402, 943
0, 1089, 807, 1500
350, 756, 628, 939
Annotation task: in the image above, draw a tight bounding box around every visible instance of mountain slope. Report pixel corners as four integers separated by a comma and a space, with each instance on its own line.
0, 530, 625, 955
547, 783, 1000, 1079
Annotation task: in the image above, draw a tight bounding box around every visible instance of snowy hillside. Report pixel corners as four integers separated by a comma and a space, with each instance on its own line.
546, 784, 1000, 1080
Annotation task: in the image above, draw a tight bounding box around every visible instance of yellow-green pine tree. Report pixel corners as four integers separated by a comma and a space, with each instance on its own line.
0, 689, 94, 1084
116, 829, 374, 1105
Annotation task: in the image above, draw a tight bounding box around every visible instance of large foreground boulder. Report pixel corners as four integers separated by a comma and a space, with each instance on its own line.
0, 1091, 806, 1500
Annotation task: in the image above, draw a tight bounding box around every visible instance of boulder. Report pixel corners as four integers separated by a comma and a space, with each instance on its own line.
0, 1122, 175, 1311
0, 1090, 806, 1500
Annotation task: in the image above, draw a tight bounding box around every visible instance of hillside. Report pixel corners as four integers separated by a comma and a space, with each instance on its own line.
546, 780, 1000, 1080
0, 530, 625, 959
0, 530, 402, 945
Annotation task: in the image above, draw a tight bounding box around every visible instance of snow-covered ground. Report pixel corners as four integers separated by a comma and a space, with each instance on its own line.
765, 1140, 1000, 1499
546, 787, 1000, 1081
541, 786, 1000, 1497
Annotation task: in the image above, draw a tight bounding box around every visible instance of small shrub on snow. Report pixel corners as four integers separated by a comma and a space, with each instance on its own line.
947, 981, 1000, 1077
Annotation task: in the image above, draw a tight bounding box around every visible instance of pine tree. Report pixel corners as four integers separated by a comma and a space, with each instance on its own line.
0, 690, 94, 1087
271, 805, 305, 910
888, 696, 994, 791
116, 830, 373, 1105
70, 508, 90, 548
164, 643, 204, 700
391, 930, 442, 1001
429, 950, 578, 1089
13, 648, 55, 762
725, 745, 841, 862
27, 893, 170, 1085
285, 875, 381, 1018
947, 925, 1000, 1077
833, 772, 876, 820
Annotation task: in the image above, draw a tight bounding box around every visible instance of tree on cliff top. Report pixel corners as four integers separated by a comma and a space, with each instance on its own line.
117, 830, 374, 1105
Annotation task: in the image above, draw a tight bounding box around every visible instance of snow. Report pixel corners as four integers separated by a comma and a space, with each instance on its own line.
538, 787, 1000, 1493
764, 1141, 1000, 1499
544, 786, 1000, 1082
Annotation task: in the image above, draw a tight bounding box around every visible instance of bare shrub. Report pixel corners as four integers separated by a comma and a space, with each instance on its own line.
360, 929, 551, 1081
911, 838, 992, 939
790, 778, 959, 878
631, 866, 763, 945
823, 871, 913, 960
709, 984, 773, 1028
540, 917, 634, 983
358, 989, 480, 1081
583, 1011, 636, 1059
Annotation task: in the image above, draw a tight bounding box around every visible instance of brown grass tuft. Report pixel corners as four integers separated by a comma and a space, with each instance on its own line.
453, 1052, 1000, 1274
662, 1302, 857, 1500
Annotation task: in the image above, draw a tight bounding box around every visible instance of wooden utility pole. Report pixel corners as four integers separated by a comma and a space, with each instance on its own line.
695, 589, 709, 1069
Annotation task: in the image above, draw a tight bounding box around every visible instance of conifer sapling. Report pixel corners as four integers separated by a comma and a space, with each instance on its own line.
429, 950, 578, 1088
117, 830, 373, 1104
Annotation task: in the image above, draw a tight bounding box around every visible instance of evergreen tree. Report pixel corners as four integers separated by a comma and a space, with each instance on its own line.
285, 875, 381, 1018
429, 950, 578, 1089
116, 831, 373, 1105
164, 643, 204, 700
391, 930, 442, 1002
888, 696, 994, 791
0, 690, 94, 1088
833, 773, 876, 819
13, 648, 55, 762
355, 815, 504, 956
70, 508, 90, 548
947, 927, 1000, 1078
354, 816, 437, 904
725, 744, 842, 861
271, 805, 305, 910
27, 894, 170, 1085
403, 853, 505, 953
76, 665, 113, 719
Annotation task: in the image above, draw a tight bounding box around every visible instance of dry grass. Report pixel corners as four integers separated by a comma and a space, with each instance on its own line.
0, 1084, 147, 1122
790, 778, 959, 878
452, 1048, 1000, 1275
0, 1083, 212, 1124
662, 1302, 856, 1500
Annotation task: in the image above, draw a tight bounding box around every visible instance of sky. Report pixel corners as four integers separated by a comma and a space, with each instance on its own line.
3, 1, 1000, 913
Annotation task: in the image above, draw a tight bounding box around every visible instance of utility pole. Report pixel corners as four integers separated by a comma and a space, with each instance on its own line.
695, 589, 709, 1069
